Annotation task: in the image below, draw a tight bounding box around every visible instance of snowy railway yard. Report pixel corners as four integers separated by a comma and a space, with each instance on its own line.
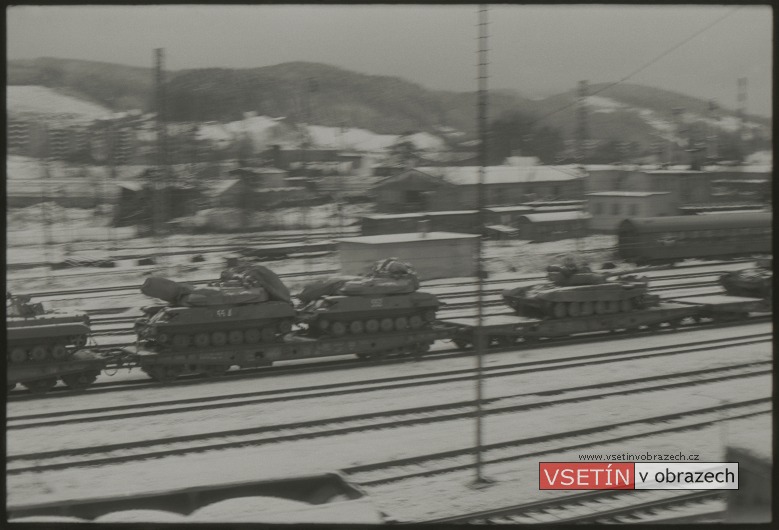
6, 258, 772, 523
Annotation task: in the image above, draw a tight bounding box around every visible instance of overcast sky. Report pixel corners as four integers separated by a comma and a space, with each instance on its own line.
7, 4, 773, 116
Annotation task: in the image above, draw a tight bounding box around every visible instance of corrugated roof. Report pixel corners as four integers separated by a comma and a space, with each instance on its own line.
619, 211, 772, 233
415, 165, 584, 185
518, 212, 592, 222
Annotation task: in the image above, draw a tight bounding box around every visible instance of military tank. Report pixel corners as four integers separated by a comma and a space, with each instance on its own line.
135, 265, 296, 350
6, 293, 91, 364
502, 259, 654, 319
296, 258, 440, 337
719, 259, 772, 300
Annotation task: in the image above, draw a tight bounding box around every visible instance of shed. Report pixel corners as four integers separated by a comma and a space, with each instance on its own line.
516, 211, 591, 242
336, 232, 479, 280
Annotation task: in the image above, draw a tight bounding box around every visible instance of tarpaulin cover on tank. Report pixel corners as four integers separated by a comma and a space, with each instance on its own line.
141, 277, 195, 305
297, 277, 352, 305
181, 287, 269, 306
339, 276, 418, 295
235, 265, 292, 303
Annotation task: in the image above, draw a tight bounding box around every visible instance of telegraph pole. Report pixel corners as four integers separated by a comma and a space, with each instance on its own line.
737, 77, 747, 161
153, 48, 167, 263
575, 80, 589, 163
473, 4, 492, 488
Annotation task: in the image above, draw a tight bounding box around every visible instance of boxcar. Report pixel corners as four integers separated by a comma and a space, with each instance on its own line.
617, 212, 772, 264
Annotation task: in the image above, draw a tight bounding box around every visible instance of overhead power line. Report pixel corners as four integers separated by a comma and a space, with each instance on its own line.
530, 6, 744, 128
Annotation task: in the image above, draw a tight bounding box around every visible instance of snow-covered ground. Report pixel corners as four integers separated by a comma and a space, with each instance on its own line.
7, 325, 771, 518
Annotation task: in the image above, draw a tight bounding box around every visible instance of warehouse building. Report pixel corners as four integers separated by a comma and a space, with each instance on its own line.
372, 164, 585, 213
586, 191, 673, 232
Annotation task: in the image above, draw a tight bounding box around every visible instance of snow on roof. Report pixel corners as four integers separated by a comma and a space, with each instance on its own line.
505, 156, 540, 166
427, 210, 478, 216
519, 212, 592, 222
415, 165, 583, 185
364, 213, 427, 220
485, 206, 534, 213
204, 179, 240, 197
586, 191, 670, 197
336, 232, 479, 244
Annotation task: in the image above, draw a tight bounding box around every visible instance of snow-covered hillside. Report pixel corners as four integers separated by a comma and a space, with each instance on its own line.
7, 85, 112, 121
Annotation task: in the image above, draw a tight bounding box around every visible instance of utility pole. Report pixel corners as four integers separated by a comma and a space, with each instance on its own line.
575, 80, 589, 163
153, 48, 167, 261
472, 4, 492, 488
39, 121, 54, 276
737, 77, 747, 162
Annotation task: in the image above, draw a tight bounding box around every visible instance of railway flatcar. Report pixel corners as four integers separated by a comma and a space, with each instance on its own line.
617, 212, 772, 264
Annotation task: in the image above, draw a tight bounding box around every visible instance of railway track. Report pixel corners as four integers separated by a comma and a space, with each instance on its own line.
343, 398, 770, 488
7, 312, 771, 400
425, 489, 724, 524
9, 334, 771, 427
7, 359, 770, 475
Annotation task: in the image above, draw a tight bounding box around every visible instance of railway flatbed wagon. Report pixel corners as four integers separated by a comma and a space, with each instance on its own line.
8, 472, 385, 524
442, 302, 707, 348
7, 349, 123, 394
671, 294, 771, 320
129, 326, 453, 382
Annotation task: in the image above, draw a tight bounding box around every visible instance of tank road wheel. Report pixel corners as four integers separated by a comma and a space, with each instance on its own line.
193, 333, 210, 348
157, 333, 170, 346
201, 364, 230, 378
349, 320, 364, 335
173, 334, 191, 349
594, 300, 607, 315
261, 327, 277, 342
552, 303, 567, 319
244, 329, 261, 344
453, 339, 472, 350
29, 345, 49, 362
394, 316, 409, 331
409, 315, 424, 330
277, 319, 293, 334
22, 378, 58, 394
423, 310, 436, 322
10, 348, 28, 364
228, 330, 244, 346
380, 318, 394, 332
62, 371, 98, 391
330, 321, 347, 337
567, 302, 581, 318
51, 343, 69, 361
148, 365, 182, 384
318, 320, 330, 332
605, 301, 620, 314
70, 335, 88, 348
365, 319, 380, 333
580, 301, 594, 316
620, 300, 632, 312
211, 331, 228, 347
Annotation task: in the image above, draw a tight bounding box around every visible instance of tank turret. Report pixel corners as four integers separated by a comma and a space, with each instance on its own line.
6, 292, 91, 364
134, 265, 295, 350
719, 260, 772, 300
502, 258, 654, 319
296, 258, 439, 336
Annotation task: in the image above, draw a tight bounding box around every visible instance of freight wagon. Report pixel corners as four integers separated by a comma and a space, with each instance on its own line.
617, 212, 772, 264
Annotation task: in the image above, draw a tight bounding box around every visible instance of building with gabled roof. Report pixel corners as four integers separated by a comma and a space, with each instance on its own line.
371, 165, 585, 212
